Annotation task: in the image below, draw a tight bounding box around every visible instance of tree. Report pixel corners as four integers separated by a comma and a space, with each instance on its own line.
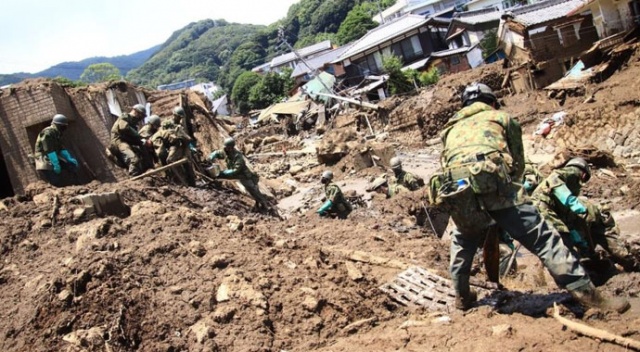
231, 71, 262, 115
479, 30, 499, 58
248, 70, 295, 109
336, 4, 379, 45
382, 54, 413, 95
80, 63, 121, 83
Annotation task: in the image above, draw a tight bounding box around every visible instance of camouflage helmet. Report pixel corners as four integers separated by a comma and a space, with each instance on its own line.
173, 106, 186, 117
390, 157, 402, 170
368, 176, 388, 191
51, 114, 68, 126
321, 170, 333, 181
462, 82, 498, 107
565, 157, 591, 182
148, 114, 161, 127
223, 137, 236, 147
132, 104, 146, 114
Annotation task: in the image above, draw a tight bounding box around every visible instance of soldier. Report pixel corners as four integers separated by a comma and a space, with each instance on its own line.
108, 104, 148, 176
390, 157, 424, 191
151, 107, 196, 186
522, 157, 544, 195
435, 82, 628, 312
531, 157, 640, 271
139, 114, 161, 139
317, 170, 352, 218
208, 137, 270, 210
367, 176, 408, 199
33, 114, 79, 186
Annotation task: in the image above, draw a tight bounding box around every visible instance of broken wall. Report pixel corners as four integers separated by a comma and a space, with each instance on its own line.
0, 80, 146, 195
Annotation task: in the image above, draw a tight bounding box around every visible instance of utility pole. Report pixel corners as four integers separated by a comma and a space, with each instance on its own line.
376, 0, 385, 24
277, 27, 334, 96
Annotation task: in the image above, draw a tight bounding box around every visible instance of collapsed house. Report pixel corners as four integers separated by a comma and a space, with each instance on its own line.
499, 0, 600, 91
0, 80, 225, 197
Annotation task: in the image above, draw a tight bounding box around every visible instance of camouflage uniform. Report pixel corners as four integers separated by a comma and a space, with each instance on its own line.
210, 148, 270, 208
323, 182, 353, 218
393, 170, 424, 191
109, 113, 145, 176
532, 167, 640, 271
387, 183, 409, 198
34, 125, 77, 186
151, 120, 195, 186
522, 159, 544, 196
439, 102, 590, 304
138, 123, 159, 139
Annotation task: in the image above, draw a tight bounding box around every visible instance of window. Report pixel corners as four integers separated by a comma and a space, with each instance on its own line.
451, 55, 461, 65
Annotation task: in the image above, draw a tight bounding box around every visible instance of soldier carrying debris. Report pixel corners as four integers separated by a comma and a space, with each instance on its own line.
531, 157, 640, 272
317, 170, 352, 218
389, 157, 424, 191
107, 104, 148, 176
151, 107, 196, 186
432, 82, 629, 312
33, 114, 79, 186
367, 175, 408, 198
208, 137, 271, 210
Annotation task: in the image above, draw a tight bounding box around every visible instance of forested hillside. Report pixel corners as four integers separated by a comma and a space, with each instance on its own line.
127, 0, 395, 92
0, 46, 159, 86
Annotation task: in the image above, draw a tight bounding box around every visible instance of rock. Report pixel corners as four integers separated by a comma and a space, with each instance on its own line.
62, 327, 105, 348
302, 295, 320, 312
491, 324, 513, 337
289, 165, 304, 176
19, 240, 38, 251
213, 306, 237, 324
189, 241, 207, 257
620, 185, 631, 195
216, 284, 230, 302
72, 208, 86, 221
226, 215, 243, 231
33, 192, 54, 206
189, 319, 215, 343
57, 289, 73, 304
169, 286, 184, 295
345, 261, 363, 281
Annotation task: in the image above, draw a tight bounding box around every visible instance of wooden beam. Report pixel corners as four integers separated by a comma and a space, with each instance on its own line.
316, 92, 379, 110
127, 158, 188, 182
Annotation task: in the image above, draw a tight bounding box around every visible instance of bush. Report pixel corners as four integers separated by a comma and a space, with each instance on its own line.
419, 67, 439, 86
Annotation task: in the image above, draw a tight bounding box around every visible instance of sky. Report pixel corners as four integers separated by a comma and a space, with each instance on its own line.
0, 0, 300, 74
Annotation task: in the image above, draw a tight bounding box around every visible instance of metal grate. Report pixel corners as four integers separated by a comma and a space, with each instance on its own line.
379, 266, 457, 310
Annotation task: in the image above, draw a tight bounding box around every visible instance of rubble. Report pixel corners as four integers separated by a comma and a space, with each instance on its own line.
2, 41, 640, 352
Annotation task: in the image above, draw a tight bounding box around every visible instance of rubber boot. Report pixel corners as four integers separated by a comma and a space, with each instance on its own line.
453, 274, 477, 310
569, 282, 630, 313
455, 289, 477, 310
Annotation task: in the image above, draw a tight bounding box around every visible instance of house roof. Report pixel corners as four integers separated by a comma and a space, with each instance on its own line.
505, 0, 586, 27
336, 14, 430, 62
453, 7, 502, 25
290, 45, 351, 78
431, 46, 474, 57
270, 40, 333, 68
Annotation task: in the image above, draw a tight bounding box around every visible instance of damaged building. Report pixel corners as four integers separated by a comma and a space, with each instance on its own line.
499, 0, 600, 91
0, 80, 223, 197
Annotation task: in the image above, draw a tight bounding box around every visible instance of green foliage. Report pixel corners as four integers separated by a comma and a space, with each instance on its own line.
80, 63, 121, 83
419, 67, 440, 86
382, 54, 413, 95
231, 71, 262, 115
53, 76, 86, 87
479, 30, 499, 58
336, 4, 379, 45
127, 20, 264, 89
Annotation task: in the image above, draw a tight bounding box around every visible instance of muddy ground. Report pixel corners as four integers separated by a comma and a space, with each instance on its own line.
3, 46, 640, 351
